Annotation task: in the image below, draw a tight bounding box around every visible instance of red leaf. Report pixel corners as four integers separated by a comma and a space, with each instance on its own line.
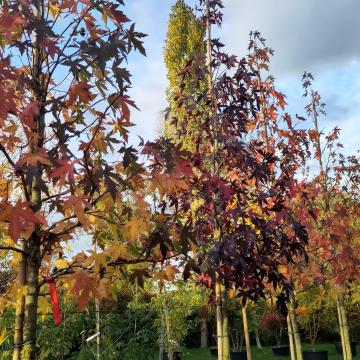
71, 270, 99, 309
0, 202, 47, 241
42, 39, 60, 60
19, 101, 42, 130
109, 5, 129, 25
66, 82, 96, 106
49, 159, 77, 185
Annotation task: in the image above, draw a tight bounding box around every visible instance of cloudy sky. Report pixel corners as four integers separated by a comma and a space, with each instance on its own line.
124, 0, 360, 155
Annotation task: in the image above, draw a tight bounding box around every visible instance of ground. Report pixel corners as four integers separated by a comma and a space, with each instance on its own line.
154, 343, 359, 359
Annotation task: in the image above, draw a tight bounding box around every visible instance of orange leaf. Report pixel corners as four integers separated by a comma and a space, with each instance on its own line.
66, 82, 96, 106
16, 149, 52, 167
49, 159, 77, 185
0, 202, 47, 241
19, 101, 42, 129
63, 195, 92, 226
71, 270, 99, 309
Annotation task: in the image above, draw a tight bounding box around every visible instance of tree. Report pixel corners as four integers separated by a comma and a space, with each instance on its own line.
145, 2, 310, 359
288, 72, 360, 360
163, 0, 206, 151
0, 1, 188, 358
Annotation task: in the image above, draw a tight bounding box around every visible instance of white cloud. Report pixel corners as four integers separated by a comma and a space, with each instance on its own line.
124, 0, 360, 158
222, 0, 360, 76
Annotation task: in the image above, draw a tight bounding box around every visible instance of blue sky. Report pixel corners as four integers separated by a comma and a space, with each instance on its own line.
69, 0, 360, 254
124, 0, 360, 156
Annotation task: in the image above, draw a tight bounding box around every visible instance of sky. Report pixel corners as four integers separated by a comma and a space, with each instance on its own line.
124, 0, 360, 156
69, 0, 360, 253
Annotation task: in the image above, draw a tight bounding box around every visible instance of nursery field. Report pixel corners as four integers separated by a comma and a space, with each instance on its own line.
0, 0, 359, 359
162, 344, 360, 360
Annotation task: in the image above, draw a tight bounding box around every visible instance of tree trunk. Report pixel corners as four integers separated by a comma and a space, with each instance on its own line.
12, 242, 27, 360
242, 304, 252, 360
201, 318, 208, 348
254, 328, 262, 350
337, 289, 352, 360
20, 0, 45, 357
159, 315, 165, 360
216, 279, 223, 360
287, 313, 296, 360
95, 298, 100, 360
289, 292, 303, 360
337, 294, 346, 360
21, 237, 41, 360
221, 285, 229, 360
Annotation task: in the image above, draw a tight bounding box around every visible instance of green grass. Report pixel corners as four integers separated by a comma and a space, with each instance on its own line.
167, 343, 359, 360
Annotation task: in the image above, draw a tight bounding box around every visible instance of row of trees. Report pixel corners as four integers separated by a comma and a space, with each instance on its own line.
0, 0, 358, 360
162, 1, 360, 360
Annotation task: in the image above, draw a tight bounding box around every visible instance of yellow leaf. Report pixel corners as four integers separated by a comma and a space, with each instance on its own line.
38, 296, 51, 322
102, 11, 108, 25
49, 3, 60, 20
213, 229, 221, 240
2, 236, 14, 246
66, 243, 72, 254
105, 244, 130, 261
0, 298, 5, 314
88, 215, 97, 223
123, 217, 150, 242
0, 329, 7, 346
55, 258, 69, 270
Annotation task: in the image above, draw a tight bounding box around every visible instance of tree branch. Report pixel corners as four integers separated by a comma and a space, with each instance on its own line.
0, 143, 31, 201
0, 246, 28, 256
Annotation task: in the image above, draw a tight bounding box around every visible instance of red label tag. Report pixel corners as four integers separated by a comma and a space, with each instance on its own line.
46, 276, 62, 325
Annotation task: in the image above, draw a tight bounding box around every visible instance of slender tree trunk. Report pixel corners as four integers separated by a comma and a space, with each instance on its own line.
216, 279, 223, 360
337, 288, 352, 360
221, 285, 229, 360
287, 313, 296, 360
254, 328, 262, 350
336, 296, 346, 360
22, 236, 41, 360
159, 315, 165, 360
12, 242, 27, 360
242, 304, 252, 360
95, 298, 100, 360
289, 292, 303, 360
20, 0, 46, 358
201, 318, 208, 348
337, 294, 346, 360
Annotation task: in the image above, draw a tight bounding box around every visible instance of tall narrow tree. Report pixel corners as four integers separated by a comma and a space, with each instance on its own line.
163, 0, 206, 151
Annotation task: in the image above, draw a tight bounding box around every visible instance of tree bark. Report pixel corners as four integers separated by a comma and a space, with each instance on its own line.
21, 236, 41, 359
287, 313, 296, 360
242, 304, 252, 360
221, 285, 229, 360
254, 328, 262, 350
215, 279, 223, 360
19, 0, 45, 357
337, 294, 346, 360
159, 315, 165, 360
337, 288, 352, 360
12, 242, 27, 360
201, 318, 208, 348
95, 298, 100, 360
336, 296, 346, 360
289, 292, 303, 360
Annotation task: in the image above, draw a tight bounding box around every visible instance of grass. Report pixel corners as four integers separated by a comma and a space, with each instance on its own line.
162, 343, 360, 360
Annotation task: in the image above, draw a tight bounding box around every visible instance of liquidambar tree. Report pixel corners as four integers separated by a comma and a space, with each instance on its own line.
0, 1, 161, 359
146, 1, 310, 360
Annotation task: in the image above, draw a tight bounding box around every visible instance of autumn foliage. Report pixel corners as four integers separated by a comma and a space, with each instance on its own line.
0, 1, 359, 359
